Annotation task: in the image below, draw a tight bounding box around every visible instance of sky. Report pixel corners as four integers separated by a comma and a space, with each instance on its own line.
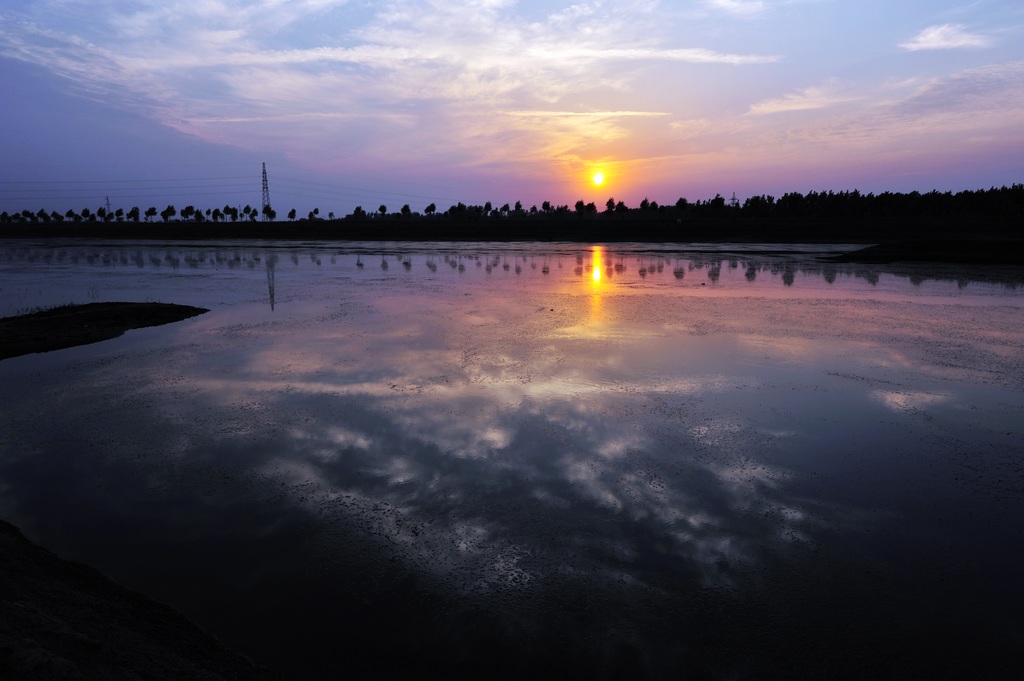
2, 0, 1023, 216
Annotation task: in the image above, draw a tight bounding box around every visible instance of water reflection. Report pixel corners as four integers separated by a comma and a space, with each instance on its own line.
1, 240, 1023, 678
3, 240, 1023, 317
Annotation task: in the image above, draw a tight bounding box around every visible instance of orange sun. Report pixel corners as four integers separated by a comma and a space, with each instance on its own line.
592, 172, 605, 186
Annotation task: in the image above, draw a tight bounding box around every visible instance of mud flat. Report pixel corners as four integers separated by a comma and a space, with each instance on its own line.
0, 519, 280, 680
0, 302, 208, 360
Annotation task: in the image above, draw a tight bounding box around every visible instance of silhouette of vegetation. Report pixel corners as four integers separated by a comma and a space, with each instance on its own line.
2, 185, 1022, 257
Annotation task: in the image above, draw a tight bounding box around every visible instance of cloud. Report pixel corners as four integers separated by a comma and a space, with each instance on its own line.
0, 0, 782, 174
744, 61, 1024, 164
747, 82, 858, 115
705, 0, 767, 16
899, 24, 992, 51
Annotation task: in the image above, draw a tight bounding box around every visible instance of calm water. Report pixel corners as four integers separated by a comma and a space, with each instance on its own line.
1, 240, 1023, 679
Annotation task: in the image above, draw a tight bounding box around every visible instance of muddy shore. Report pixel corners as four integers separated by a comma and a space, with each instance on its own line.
0, 519, 280, 680
0, 302, 208, 360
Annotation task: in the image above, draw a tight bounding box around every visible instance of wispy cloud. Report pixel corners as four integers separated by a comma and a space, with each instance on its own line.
899, 24, 992, 51
0, 0, 781, 171
747, 82, 858, 115
705, 0, 767, 16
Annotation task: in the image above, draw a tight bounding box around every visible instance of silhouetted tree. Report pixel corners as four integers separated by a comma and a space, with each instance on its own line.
160, 205, 176, 222
424, 203, 436, 215
288, 208, 297, 221
378, 204, 387, 217
145, 207, 157, 222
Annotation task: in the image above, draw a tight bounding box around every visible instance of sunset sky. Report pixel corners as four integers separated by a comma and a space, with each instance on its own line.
2, 0, 1023, 216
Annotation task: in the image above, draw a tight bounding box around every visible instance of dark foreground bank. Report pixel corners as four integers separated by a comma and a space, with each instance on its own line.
826, 238, 1024, 265
0, 302, 208, 360
0, 519, 280, 681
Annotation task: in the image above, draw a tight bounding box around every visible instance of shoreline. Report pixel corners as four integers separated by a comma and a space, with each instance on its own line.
0, 519, 280, 680
0, 302, 208, 361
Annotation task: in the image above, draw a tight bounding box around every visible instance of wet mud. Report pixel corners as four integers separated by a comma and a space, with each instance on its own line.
0, 302, 208, 360
1, 241, 1022, 679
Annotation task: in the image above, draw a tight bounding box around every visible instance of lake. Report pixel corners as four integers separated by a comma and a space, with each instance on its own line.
1, 240, 1022, 679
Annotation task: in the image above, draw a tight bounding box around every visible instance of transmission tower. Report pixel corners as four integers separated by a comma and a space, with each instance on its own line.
261, 162, 271, 221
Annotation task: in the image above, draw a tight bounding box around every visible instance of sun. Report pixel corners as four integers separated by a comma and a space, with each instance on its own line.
592, 172, 605, 186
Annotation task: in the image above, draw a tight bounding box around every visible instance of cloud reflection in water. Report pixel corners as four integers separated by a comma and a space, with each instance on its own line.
2, 242, 1023, 678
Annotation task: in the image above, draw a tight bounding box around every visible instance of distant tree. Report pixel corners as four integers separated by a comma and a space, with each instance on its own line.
96, 206, 107, 222
65, 209, 77, 222
160, 205, 176, 222
312, 207, 319, 219
541, 200, 552, 213
352, 206, 366, 218
514, 200, 523, 214
50, 210, 64, 223
262, 204, 276, 221
288, 208, 297, 221
615, 200, 628, 213
180, 205, 195, 221
36, 208, 50, 222
585, 202, 597, 213
211, 208, 222, 222
484, 201, 492, 215
424, 203, 436, 215
605, 198, 615, 213
378, 204, 387, 217
126, 207, 140, 222
81, 208, 92, 221
650, 200, 659, 210
328, 211, 335, 220
401, 204, 411, 217
640, 197, 650, 210
145, 207, 157, 222
500, 203, 510, 216
114, 208, 124, 222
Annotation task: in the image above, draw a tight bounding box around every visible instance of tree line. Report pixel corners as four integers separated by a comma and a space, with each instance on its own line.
2, 185, 1021, 242
4, 185, 1022, 226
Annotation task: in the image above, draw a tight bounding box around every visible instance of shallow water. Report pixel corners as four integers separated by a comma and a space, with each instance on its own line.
1, 240, 1022, 679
